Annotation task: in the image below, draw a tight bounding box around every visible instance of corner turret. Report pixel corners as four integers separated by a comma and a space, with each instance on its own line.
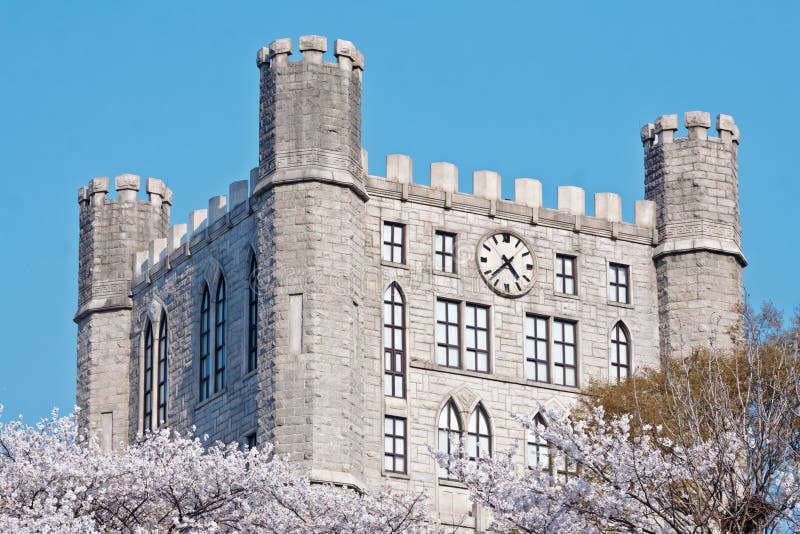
642, 111, 744, 356
76, 174, 170, 450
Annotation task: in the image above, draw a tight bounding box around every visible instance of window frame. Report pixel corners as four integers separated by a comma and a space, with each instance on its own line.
467, 404, 492, 460
383, 415, 407, 474
525, 314, 550, 383
552, 319, 578, 387
143, 319, 154, 432
608, 262, 631, 304
437, 400, 462, 480
383, 284, 406, 398
382, 221, 406, 265
527, 413, 551, 472
610, 321, 631, 382
247, 252, 258, 374
214, 276, 227, 394
436, 298, 461, 368
464, 303, 490, 373
434, 230, 457, 274
554, 253, 577, 296
199, 285, 211, 401
157, 312, 168, 427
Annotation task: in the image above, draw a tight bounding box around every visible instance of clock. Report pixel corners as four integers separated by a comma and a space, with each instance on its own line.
475, 230, 535, 297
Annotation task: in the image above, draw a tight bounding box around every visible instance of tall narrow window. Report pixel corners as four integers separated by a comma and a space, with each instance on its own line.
437, 400, 462, 479
611, 322, 630, 382
527, 414, 550, 471
467, 404, 491, 460
384, 284, 405, 398
465, 304, 489, 372
214, 276, 227, 393
245, 432, 257, 450
525, 315, 549, 382
157, 312, 168, 426
142, 320, 154, 432
553, 319, 577, 387
609, 263, 630, 304
382, 222, 405, 264
436, 299, 460, 368
555, 254, 576, 295
434, 231, 456, 273
248, 253, 258, 373
384, 416, 406, 473
199, 286, 211, 401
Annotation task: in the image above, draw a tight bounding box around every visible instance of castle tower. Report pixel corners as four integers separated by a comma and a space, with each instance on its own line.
253, 36, 367, 487
75, 175, 170, 450
642, 112, 745, 356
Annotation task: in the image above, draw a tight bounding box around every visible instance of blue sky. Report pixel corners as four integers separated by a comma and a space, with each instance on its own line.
0, 1, 797, 422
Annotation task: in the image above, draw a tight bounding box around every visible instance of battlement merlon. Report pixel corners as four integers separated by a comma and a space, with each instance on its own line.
77, 174, 173, 210
642, 111, 745, 267
253, 35, 367, 201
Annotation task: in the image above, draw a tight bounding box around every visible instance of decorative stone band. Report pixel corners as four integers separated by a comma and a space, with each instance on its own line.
74, 279, 133, 322
254, 149, 368, 200
653, 238, 747, 267
661, 220, 741, 248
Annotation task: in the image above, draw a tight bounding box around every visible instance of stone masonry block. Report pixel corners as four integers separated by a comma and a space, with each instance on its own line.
208, 195, 227, 223
594, 193, 622, 222
115, 174, 140, 202
386, 154, 413, 183
430, 162, 458, 193
514, 178, 542, 208
228, 180, 249, 209
557, 186, 585, 216
472, 170, 502, 200
189, 209, 207, 235
635, 200, 657, 228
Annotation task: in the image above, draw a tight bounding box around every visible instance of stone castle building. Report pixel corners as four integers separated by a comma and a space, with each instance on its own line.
75, 35, 745, 527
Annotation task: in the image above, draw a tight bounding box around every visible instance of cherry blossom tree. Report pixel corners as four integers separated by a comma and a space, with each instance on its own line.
0, 410, 431, 533
434, 306, 800, 533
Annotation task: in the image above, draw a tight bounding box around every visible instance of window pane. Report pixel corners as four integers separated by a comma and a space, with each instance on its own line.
565, 367, 576, 386
477, 308, 487, 328
394, 376, 403, 395
436, 346, 447, 365
384, 327, 391, 348
619, 287, 628, 303
537, 318, 547, 333
555, 259, 563, 275
477, 333, 487, 351
554, 324, 563, 342
525, 338, 535, 356
565, 278, 574, 294
477, 353, 488, 372
382, 244, 391, 261
448, 325, 458, 342
436, 300, 445, 319
444, 256, 453, 273
465, 329, 475, 347
395, 353, 402, 371
384, 375, 392, 396
465, 309, 475, 327
564, 324, 574, 343
449, 348, 459, 366
537, 340, 547, 356
394, 329, 402, 348
448, 302, 458, 316
435, 233, 442, 250
465, 352, 476, 371
537, 363, 548, 381
525, 361, 534, 379
383, 224, 392, 242
445, 235, 453, 253
618, 267, 627, 284
525, 317, 534, 337
393, 225, 403, 243
392, 247, 402, 264
396, 458, 405, 472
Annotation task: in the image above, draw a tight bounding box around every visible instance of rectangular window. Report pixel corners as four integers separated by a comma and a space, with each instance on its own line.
553, 319, 577, 387
436, 299, 460, 368
434, 231, 456, 273
556, 454, 579, 483
525, 315, 549, 382
382, 222, 405, 264
555, 254, 576, 295
384, 416, 406, 473
245, 432, 257, 449
464, 303, 489, 372
608, 263, 630, 304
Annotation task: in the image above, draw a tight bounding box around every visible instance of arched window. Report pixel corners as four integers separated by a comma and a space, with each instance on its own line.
467, 404, 491, 459
214, 276, 227, 393
610, 322, 630, 382
157, 311, 168, 426
142, 320, 154, 432
383, 284, 405, 398
437, 400, 462, 479
527, 414, 550, 471
199, 285, 211, 401
248, 253, 258, 373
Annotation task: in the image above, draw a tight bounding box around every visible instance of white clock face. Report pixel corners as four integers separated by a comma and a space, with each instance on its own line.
476, 231, 535, 297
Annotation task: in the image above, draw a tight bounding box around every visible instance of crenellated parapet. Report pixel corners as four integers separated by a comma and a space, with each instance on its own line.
363, 153, 657, 243
254, 35, 366, 200
132, 178, 251, 285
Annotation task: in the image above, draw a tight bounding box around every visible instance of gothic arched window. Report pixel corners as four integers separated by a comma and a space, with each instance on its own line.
199, 285, 211, 401
610, 322, 630, 382
467, 404, 492, 459
157, 311, 168, 426
437, 400, 462, 479
248, 253, 258, 373
527, 413, 550, 471
214, 276, 227, 393
383, 283, 405, 398
143, 319, 154, 431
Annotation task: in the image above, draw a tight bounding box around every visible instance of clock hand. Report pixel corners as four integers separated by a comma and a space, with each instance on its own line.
491, 261, 509, 278
501, 254, 520, 280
